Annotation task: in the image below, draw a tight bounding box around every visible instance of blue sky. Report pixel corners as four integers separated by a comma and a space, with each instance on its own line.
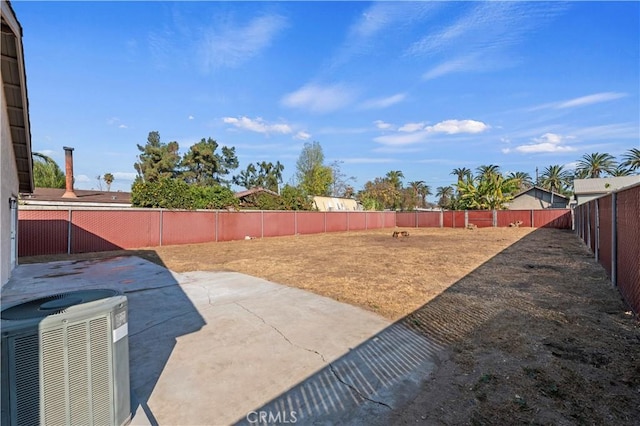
14, 1, 640, 195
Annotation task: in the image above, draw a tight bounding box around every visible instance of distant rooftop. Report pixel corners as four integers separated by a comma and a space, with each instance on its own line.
573, 176, 640, 195
21, 188, 132, 205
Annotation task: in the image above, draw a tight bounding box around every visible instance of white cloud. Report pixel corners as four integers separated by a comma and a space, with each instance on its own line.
530, 92, 628, 111
409, 2, 566, 79
556, 92, 627, 109
295, 131, 311, 140
374, 120, 393, 130
113, 172, 138, 181
359, 93, 406, 110
428, 119, 489, 134
188, 115, 195, 120
398, 122, 425, 133
374, 119, 489, 146
223, 116, 293, 135
281, 83, 356, 113
374, 132, 428, 146
118, 124, 128, 129
505, 132, 577, 154
75, 174, 91, 183
200, 14, 287, 70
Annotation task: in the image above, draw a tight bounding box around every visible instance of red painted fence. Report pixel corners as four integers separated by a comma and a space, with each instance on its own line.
574, 183, 640, 315
19, 208, 570, 258
18, 209, 396, 257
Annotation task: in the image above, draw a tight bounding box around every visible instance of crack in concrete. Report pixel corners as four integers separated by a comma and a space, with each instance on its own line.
328, 364, 393, 410
234, 302, 392, 410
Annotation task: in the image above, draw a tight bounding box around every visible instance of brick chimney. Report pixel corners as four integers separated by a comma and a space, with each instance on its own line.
62, 146, 77, 198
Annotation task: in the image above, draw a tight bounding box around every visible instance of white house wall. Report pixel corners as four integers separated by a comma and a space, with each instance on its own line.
1, 84, 20, 287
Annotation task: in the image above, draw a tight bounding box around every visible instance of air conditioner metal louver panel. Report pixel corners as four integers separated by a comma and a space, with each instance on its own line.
2, 290, 130, 426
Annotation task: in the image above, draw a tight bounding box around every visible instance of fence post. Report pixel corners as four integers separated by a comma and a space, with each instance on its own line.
530, 210, 534, 228
440, 210, 443, 228
595, 201, 600, 261
324, 212, 327, 233
215, 211, 219, 242
347, 211, 350, 231
294, 211, 298, 235
586, 202, 591, 249
365, 212, 368, 230
464, 210, 468, 228
492, 210, 497, 227
159, 209, 163, 246
611, 193, 617, 287
261, 210, 264, 238
67, 208, 72, 254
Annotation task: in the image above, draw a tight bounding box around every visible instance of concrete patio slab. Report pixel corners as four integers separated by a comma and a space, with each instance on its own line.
2, 257, 441, 425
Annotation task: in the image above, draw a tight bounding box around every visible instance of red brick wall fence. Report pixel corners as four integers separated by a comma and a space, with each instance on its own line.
574, 183, 640, 314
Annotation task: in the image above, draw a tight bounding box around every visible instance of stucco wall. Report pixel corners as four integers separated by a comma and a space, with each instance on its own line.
509, 192, 551, 210
1, 85, 20, 287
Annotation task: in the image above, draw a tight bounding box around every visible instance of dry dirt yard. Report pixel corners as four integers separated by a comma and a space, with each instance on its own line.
22, 227, 640, 424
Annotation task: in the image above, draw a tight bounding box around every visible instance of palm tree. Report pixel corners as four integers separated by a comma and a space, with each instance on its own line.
476, 164, 501, 181
620, 148, 640, 172
507, 171, 533, 192
435, 186, 454, 209
609, 165, 633, 177
408, 181, 431, 208
103, 173, 114, 192
385, 170, 404, 189
450, 167, 472, 182
540, 165, 571, 205
575, 152, 617, 178
32, 152, 65, 188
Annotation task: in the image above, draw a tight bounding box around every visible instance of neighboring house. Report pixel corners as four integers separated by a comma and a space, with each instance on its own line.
234, 187, 280, 209
313, 196, 361, 212
507, 186, 569, 210
573, 176, 640, 205
1, 0, 33, 286
20, 188, 132, 208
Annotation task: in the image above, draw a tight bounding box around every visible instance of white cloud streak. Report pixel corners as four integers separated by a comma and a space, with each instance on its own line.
200, 14, 287, 70
375, 119, 489, 146
359, 93, 406, 110
502, 132, 576, 154
223, 116, 293, 135
531, 92, 629, 110
281, 83, 357, 113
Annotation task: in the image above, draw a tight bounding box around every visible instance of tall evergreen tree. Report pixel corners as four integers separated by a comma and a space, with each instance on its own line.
134, 131, 180, 182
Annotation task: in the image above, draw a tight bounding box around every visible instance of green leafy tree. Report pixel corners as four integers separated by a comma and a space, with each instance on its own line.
233, 161, 285, 193
476, 164, 501, 181
620, 148, 640, 172
295, 141, 332, 196
181, 137, 238, 186
134, 131, 180, 182
280, 184, 314, 210
609, 165, 633, 177
456, 170, 516, 210
131, 177, 237, 210
103, 173, 114, 192
575, 152, 617, 178
32, 152, 65, 188
358, 177, 395, 210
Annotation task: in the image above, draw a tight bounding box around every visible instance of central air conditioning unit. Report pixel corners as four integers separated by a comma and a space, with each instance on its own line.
1, 289, 131, 426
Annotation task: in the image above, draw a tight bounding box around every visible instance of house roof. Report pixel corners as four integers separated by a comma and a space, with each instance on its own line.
2, 0, 33, 193
573, 176, 640, 195
21, 188, 132, 205
234, 187, 279, 198
512, 185, 569, 200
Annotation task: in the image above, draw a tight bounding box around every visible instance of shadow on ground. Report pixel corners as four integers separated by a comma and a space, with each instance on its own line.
1, 253, 206, 426
235, 228, 639, 425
